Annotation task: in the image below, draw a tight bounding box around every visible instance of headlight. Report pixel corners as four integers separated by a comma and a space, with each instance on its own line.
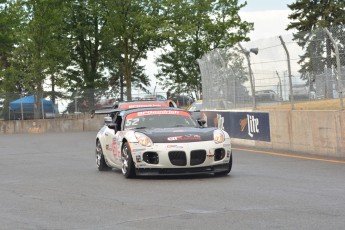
214, 130, 225, 144
135, 132, 153, 147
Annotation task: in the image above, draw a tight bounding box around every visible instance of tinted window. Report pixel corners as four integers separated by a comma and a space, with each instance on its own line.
124, 110, 198, 129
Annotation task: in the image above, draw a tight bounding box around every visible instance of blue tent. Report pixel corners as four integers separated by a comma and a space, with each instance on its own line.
9, 95, 55, 113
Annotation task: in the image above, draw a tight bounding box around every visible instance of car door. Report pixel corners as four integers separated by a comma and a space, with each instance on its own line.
102, 124, 117, 165
109, 114, 124, 166
102, 113, 122, 166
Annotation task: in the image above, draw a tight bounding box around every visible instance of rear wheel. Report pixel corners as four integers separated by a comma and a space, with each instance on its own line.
215, 154, 232, 176
121, 142, 136, 178
96, 140, 110, 171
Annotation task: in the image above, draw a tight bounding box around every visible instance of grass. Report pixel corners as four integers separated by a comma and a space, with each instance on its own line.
257, 98, 345, 111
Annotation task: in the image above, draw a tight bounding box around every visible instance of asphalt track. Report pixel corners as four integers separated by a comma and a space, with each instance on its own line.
0, 132, 345, 230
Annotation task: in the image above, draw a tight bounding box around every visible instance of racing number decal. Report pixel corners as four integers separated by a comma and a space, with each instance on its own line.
125, 118, 139, 127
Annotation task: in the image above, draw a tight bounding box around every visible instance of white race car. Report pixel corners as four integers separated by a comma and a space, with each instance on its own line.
95, 107, 232, 178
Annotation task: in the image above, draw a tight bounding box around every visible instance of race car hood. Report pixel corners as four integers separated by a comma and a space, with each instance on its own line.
138, 127, 217, 143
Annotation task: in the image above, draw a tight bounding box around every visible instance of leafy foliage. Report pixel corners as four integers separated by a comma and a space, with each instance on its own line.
103, 0, 164, 100
155, 0, 253, 99
0, 0, 253, 108
287, 0, 345, 84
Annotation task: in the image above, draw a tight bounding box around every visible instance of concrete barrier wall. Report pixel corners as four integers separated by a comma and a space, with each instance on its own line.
1, 111, 344, 158
232, 110, 345, 158
0, 115, 104, 135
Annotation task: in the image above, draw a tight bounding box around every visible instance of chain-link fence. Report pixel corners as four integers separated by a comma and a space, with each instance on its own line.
198, 26, 345, 110
2, 27, 344, 119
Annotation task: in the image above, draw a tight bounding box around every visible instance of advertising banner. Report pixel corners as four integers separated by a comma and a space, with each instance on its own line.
200, 111, 271, 142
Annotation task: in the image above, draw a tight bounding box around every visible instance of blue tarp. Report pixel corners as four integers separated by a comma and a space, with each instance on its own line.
9, 95, 55, 113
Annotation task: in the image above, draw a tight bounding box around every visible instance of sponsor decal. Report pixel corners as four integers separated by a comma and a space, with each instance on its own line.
207, 150, 214, 158
223, 143, 231, 147
167, 134, 201, 141
166, 144, 184, 149
138, 110, 180, 116
132, 148, 146, 153
28, 122, 43, 134
240, 114, 259, 138
136, 155, 142, 162
112, 142, 120, 158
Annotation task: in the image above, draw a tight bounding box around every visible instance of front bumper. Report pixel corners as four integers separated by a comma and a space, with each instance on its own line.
129, 140, 232, 176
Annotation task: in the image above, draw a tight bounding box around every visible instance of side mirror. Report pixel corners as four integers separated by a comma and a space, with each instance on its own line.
108, 123, 117, 130
104, 116, 112, 125
197, 119, 206, 127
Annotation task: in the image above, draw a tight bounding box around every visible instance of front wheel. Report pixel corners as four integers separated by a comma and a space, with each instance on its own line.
121, 142, 136, 178
215, 154, 232, 176
96, 140, 110, 171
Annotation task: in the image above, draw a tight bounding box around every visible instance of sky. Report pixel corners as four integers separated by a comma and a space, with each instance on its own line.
240, 0, 293, 12
239, 0, 295, 40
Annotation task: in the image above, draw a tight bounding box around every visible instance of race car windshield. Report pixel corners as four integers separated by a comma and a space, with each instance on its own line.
124, 110, 198, 130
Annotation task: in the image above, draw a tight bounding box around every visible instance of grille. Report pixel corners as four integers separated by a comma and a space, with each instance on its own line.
168, 151, 187, 166
190, 150, 206, 166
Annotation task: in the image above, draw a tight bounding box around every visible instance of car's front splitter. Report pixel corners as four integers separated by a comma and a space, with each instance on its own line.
135, 162, 230, 176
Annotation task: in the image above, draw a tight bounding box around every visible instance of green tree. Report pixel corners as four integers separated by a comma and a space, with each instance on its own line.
287, 0, 345, 98
104, 0, 165, 100
1, 0, 71, 118
102, 29, 151, 101
155, 0, 253, 99
0, 0, 21, 90
0, 1, 12, 70
63, 0, 111, 109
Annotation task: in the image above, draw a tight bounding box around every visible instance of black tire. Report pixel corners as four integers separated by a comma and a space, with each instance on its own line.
215, 154, 232, 176
121, 142, 136, 178
96, 140, 110, 171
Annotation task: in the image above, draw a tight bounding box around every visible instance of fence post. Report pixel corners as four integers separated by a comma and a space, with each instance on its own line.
42, 99, 45, 119
21, 98, 23, 120
239, 43, 256, 110
324, 28, 344, 110
276, 71, 283, 102
279, 35, 294, 110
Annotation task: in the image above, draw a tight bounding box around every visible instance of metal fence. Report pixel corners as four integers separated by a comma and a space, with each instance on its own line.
198, 26, 345, 110
2, 27, 344, 119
